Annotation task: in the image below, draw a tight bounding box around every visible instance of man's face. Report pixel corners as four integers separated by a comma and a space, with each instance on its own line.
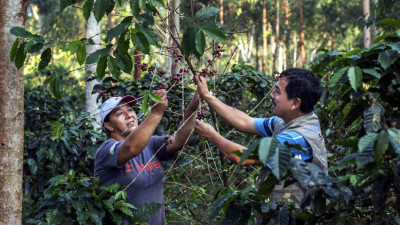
269, 78, 296, 119
106, 101, 138, 137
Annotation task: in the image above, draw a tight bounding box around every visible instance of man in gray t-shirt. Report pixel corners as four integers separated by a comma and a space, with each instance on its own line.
94, 89, 199, 225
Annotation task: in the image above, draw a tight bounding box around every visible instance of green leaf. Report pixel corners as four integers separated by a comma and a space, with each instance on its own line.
388, 43, 400, 54
388, 128, 400, 147
65, 40, 81, 53
10, 27, 29, 38
379, 18, 400, 27
141, 94, 150, 116
96, 56, 107, 79
374, 131, 389, 160
115, 52, 133, 73
290, 158, 312, 189
106, 22, 131, 43
373, 33, 396, 43
86, 48, 110, 64
115, 0, 122, 6
93, 0, 107, 22
347, 66, 362, 91
26, 158, 38, 175
76, 43, 86, 65
201, 27, 227, 43
132, 202, 162, 222
195, 30, 206, 56
28, 42, 44, 53
60, 0, 77, 11
135, 24, 159, 46
195, 6, 220, 21
147, 0, 164, 7
149, 92, 162, 102
82, 0, 94, 20
239, 139, 260, 164
107, 56, 121, 79
51, 76, 63, 99
10, 38, 19, 61
131, 32, 150, 54
39, 48, 52, 70
138, 13, 155, 26
130, 0, 140, 17
358, 133, 378, 153
258, 137, 279, 165
208, 192, 237, 220
363, 101, 384, 133
397, 28, 400, 37
378, 50, 398, 70
268, 144, 291, 180
118, 31, 130, 56
363, 68, 381, 78
329, 66, 348, 88
181, 28, 196, 58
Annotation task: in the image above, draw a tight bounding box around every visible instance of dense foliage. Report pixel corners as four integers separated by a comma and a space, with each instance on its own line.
13, 0, 400, 224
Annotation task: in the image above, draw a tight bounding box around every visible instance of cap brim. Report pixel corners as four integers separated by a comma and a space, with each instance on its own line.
120, 95, 137, 106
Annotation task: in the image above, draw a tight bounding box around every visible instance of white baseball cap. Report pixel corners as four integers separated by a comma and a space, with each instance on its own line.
100, 95, 137, 124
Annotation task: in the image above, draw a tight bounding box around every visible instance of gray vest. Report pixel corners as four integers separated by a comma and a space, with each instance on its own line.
271, 112, 328, 172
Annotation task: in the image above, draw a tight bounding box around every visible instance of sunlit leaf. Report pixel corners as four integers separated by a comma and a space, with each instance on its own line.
149, 92, 162, 103
201, 27, 227, 43
347, 66, 362, 91
76, 43, 86, 65
195, 6, 220, 21
329, 66, 348, 88
142, 94, 150, 116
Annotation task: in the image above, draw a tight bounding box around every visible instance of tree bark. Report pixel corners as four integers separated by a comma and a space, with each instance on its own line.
170, 0, 180, 77
262, 0, 268, 74
299, 0, 306, 66
272, 0, 280, 72
85, 1, 101, 129
0, 1, 28, 224
363, 0, 371, 48
219, 0, 224, 25
283, 0, 290, 69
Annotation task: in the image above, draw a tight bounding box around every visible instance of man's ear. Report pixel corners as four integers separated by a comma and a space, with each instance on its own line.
103, 122, 114, 132
291, 98, 301, 111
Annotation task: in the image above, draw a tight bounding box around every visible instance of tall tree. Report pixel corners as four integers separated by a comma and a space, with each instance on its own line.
262, 0, 268, 74
299, 0, 306, 66
85, 0, 101, 129
363, 0, 371, 48
170, 0, 180, 77
0, 0, 28, 224
283, 0, 290, 68
272, 0, 280, 72
219, 0, 224, 25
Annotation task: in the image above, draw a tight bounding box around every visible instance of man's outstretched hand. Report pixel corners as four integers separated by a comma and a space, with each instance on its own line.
195, 119, 218, 142
193, 75, 211, 100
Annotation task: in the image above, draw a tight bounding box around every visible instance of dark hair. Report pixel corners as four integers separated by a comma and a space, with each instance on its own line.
103, 114, 111, 138
280, 68, 322, 113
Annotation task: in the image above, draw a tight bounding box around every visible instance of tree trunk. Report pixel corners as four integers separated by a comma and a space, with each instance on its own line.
299, 0, 306, 66
293, 32, 297, 67
227, 2, 232, 57
170, 0, 180, 77
0, 1, 28, 224
283, 0, 290, 69
219, 0, 224, 25
262, 0, 268, 74
363, 0, 371, 48
272, 0, 280, 73
85, 1, 101, 129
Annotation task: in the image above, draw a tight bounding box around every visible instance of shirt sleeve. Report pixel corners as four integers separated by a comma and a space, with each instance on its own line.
254, 117, 277, 137
275, 131, 313, 162
95, 140, 125, 169
150, 136, 175, 161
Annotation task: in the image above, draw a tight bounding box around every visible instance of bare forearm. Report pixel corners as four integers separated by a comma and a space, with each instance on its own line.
202, 93, 256, 134
167, 99, 199, 153
118, 112, 163, 164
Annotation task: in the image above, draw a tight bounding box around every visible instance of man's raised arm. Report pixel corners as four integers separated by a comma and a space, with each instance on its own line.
194, 75, 258, 135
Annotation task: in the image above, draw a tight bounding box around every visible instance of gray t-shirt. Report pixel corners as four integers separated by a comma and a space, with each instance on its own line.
94, 136, 174, 225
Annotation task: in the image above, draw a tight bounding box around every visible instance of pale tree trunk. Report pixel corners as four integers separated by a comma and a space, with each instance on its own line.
299, 0, 306, 66
363, 0, 371, 48
0, 1, 28, 224
272, 0, 280, 72
283, 0, 290, 68
227, 2, 232, 58
219, 0, 224, 25
262, 0, 268, 74
170, 0, 180, 77
85, 1, 101, 129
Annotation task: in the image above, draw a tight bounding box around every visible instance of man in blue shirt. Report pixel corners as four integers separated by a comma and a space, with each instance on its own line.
194, 68, 327, 208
